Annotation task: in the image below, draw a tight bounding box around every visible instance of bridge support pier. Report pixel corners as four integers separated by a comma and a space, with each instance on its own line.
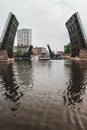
80, 49, 87, 59
0, 50, 8, 61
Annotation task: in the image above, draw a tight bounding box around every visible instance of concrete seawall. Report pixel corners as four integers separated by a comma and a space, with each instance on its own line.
0, 50, 14, 62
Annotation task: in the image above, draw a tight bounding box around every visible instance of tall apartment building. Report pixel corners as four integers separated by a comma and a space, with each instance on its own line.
17, 29, 32, 47
65, 12, 87, 57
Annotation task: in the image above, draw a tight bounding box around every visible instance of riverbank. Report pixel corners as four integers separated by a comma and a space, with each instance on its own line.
0, 58, 14, 62
63, 55, 87, 61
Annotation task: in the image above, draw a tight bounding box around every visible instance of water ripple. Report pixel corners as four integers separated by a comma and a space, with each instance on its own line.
0, 60, 87, 130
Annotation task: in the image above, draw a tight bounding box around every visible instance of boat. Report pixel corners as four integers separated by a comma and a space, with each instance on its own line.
38, 53, 50, 60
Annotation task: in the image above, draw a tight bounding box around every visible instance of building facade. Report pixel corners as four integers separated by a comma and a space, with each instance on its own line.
0, 12, 19, 58
65, 12, 87, 57
32, 47, 46, 55
17, 29, 32, 48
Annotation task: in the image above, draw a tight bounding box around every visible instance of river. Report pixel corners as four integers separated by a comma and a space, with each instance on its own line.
0, 60, 87, 130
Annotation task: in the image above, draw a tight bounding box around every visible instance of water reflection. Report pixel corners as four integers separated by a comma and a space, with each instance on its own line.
0, 62, 23, 111
16, 61, 34, 88
64, 61, 87, 109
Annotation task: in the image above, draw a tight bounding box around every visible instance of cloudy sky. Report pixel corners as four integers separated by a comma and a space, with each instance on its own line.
0, 0, 87, 51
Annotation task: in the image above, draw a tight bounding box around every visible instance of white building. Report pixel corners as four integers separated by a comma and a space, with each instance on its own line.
17, 29, 32, 47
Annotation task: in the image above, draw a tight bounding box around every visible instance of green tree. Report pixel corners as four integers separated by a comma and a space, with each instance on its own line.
13, 50, 22, 56
64, 43, 72, 54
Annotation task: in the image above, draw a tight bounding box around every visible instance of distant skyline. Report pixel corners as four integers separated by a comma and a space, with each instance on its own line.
0, 0, 87, 51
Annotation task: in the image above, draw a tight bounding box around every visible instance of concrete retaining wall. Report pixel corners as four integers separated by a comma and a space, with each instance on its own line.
0, 50, 8, 61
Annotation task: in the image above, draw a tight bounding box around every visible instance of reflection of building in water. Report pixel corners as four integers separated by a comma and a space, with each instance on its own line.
0, 62, 23, 111
63, 61, 87, 108
16, 61, 33, 87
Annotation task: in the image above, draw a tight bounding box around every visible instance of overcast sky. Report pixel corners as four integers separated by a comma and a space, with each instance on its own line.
0, 0, 87, 51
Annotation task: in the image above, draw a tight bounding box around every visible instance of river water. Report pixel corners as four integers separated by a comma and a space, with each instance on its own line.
0, 60, 87, 130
